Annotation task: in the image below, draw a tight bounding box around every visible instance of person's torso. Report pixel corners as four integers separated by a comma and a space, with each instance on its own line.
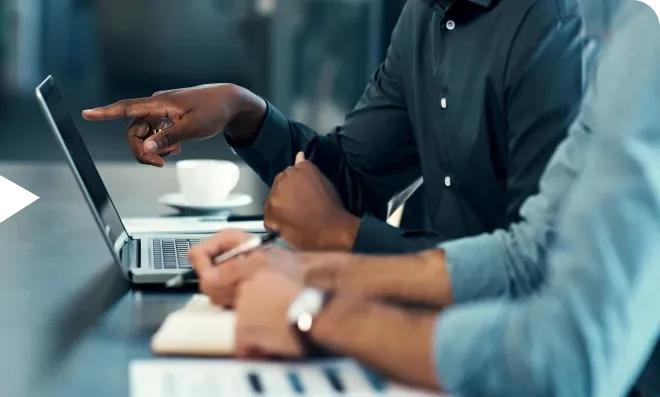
397, 0, 575, 239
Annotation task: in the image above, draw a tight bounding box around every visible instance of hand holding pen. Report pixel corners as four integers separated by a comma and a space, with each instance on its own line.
166, 231, 280, 288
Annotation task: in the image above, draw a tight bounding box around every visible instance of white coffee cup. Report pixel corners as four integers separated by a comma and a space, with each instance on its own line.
176, 160, 240, 206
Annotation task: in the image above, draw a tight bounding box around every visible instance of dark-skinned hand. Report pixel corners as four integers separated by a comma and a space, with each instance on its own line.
82, 84, 266, 167
264, 153, 360, 251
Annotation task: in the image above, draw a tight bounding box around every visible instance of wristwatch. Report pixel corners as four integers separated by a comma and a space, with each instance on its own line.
287, 288, 333, 356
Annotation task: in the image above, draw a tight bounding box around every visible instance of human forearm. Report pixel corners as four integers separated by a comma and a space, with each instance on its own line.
301, 249, 453, 307
310, 295, 441, 391
223, 84, 267, 147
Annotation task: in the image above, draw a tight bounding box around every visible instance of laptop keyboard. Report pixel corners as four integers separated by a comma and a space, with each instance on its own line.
152, 238, 205, 270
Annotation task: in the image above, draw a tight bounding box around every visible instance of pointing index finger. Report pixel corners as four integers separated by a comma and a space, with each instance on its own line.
82, 97, 160, 121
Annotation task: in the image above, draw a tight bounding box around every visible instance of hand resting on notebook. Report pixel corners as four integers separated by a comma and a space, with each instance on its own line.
152, 274, 308, 359
234, 271, 306, 358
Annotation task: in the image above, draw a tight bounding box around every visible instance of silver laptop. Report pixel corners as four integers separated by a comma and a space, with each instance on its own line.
35, 76, 239, 284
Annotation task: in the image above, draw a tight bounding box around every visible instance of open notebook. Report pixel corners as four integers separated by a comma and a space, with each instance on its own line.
151, 294, 236, 356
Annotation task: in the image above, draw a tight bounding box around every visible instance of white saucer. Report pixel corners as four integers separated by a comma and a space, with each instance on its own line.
158, 193, 253, 214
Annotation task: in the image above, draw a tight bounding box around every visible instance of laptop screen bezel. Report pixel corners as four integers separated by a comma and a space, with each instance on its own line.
36, 76, 132, 280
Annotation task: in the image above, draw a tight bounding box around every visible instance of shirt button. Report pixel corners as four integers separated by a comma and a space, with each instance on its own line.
441, 97, 447, 109
446, 20, 455, 30
444, 176, 452, 187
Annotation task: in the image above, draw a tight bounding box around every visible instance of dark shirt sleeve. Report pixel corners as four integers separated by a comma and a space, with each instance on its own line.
230, 5, 424, 252
503, 0, 584, 221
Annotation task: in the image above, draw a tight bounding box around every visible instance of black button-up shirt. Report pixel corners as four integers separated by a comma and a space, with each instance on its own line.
232, 0, 584, 253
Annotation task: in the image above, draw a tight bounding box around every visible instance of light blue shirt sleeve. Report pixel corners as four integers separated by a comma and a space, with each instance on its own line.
434, 4, 660, 397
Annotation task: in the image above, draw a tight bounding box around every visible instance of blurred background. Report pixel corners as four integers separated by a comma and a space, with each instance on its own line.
0, 0, 407, 163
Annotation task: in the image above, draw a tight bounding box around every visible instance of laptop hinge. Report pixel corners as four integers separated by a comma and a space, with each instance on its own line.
121, 238, 141, 269
134, 238, 142, 268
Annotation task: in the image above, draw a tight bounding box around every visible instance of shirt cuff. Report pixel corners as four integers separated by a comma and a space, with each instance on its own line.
226, 101, 291, 165
439, 234, 511, 304
352, 216, 407, 254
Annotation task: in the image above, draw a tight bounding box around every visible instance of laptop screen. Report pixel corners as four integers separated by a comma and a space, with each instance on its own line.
36, 76, 130, 270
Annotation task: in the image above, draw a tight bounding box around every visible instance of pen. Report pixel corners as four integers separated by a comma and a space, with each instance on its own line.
165, 231, 280, 288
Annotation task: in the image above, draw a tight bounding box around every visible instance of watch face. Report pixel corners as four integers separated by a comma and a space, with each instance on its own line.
296, 312, 314, 332
287, 288, 325, 325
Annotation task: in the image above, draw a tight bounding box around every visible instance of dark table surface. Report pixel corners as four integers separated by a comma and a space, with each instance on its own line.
0, 161, 268, 397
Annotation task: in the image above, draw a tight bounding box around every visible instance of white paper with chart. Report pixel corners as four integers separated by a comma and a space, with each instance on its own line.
130, 359, 448, 397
